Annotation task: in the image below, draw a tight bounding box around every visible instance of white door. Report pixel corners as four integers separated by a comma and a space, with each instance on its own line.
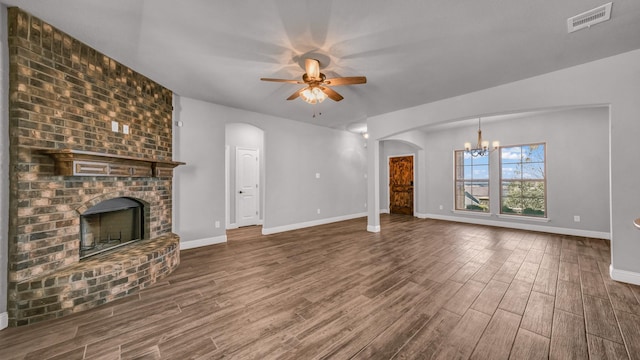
236, 148, 259, 227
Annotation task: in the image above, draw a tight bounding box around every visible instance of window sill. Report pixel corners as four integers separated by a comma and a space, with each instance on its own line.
452, 210, 493, 217
497, 214, 551, 222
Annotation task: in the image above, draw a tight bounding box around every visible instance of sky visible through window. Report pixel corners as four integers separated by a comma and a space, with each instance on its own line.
501, 145, 545, 180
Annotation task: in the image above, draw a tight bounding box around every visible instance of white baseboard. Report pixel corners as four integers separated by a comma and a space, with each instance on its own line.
610, 264, 640, 286
180, 235, 227, 250
380, 209, 390, 214
415, 212, 429, 219
226, 223, 239, 230
0, 312, 7, 330
262, 212, 367, 235
423, 213, 610, 239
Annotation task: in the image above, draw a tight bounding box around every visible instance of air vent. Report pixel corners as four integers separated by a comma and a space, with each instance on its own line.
567, 2, 612, 33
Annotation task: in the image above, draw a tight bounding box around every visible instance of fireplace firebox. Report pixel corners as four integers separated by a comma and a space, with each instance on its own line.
80, 197, 144, 259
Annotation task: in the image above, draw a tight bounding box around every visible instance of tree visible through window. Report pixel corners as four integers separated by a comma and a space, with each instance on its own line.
500, 143, 546, 217
455, 151, 489, 212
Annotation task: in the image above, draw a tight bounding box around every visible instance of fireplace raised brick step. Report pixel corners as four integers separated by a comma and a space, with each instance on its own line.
9, 233, 180, 327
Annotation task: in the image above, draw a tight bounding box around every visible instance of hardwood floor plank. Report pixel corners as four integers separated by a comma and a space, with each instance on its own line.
581, 269, 609, 299
555, 279, 584, 316
1, 216, 637, 359
443, 279, 485, 316
605, 279, 640, 315
587, 334, 629, 360
514, 261, 540, 285
532, 267, 558, 296
578, 255, 601, 273
583, 294, 624, 343
550, 310, 588, 360
616, 311, 640, 360
509, 328, 550, 360
471, 261, 502, 284
524, 249, 545, 265
470, 309, 521, 360
430, 309, 491, 360
449, 261, 484, 283
493, 261, 523, 284
499, 279, 533, 316
521, 291, 555, 338
391, 309, 461, 360
558, 261, 581, 284
471, 279, 510, 316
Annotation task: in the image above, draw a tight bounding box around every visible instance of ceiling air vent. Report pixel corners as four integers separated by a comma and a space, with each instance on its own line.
567, 2, 612, 33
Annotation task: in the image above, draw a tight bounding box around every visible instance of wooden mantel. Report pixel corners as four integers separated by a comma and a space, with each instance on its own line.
38, 148, 185, 178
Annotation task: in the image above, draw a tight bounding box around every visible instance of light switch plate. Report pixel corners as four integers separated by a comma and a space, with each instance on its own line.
123, 124, 129, 134
111, 121, 119, 132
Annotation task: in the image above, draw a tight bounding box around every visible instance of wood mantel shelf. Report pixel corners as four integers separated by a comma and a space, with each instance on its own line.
38, 148, 185, 177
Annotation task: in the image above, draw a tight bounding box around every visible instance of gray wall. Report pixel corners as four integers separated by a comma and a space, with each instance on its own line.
173, 95, 368, 245
0, 5, 9, 326
423, 107, 610, 233
226, 123, 265, 226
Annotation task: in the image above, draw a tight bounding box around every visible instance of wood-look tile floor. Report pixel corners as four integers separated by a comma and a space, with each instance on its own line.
2, 215, 640, 359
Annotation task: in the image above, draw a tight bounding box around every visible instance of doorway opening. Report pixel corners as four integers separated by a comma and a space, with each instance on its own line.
225, 123, 264, 230
388, 155, 414, 215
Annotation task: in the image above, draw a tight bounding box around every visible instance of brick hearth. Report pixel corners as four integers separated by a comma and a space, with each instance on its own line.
6, 8, 181, 326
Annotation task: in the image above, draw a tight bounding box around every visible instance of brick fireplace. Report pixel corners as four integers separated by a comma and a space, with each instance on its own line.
6, 8, 182, 326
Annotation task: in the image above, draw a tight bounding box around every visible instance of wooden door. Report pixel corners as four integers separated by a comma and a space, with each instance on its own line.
389, 155, 414, 215
236, 148, 259, 227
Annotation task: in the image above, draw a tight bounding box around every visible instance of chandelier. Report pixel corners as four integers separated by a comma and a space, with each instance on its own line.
464, 118, 499, 157
300, 87, 327, 104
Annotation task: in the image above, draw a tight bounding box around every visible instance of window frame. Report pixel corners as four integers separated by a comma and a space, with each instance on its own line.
454, 150, 490, 213
499, 142, 547, 218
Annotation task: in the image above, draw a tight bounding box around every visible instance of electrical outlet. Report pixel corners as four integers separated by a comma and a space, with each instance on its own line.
215, 221, 220, 228
317, 209, 321, 214
315, 173, 320, 179
574, 215, 581, 222
364, 203, 367, 208
439, 205, 444, 210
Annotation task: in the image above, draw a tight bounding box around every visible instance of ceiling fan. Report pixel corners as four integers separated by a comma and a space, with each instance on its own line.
260, 58, 366, 104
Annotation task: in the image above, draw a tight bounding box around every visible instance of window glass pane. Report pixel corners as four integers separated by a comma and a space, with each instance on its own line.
463, 165, 473, 180
473, 155, 489, 165
522, 163, 544, 179
473, 165, 489, 180
523, 144, 545, 163
501, 163, 519, 180
454, 149, 490, 212
463, 181, 488, 212
501, 147, 522, 163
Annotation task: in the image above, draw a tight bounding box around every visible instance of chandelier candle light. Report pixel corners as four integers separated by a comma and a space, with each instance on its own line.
464, 118, 499, 157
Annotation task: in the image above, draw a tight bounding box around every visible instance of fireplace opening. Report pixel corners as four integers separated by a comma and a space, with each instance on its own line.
80, 197, 144, 259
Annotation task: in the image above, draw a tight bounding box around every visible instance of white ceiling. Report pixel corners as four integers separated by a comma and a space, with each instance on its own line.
3, 0, 640, 130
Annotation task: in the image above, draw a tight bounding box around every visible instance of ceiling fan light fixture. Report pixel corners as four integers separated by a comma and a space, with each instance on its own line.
300, 87, 327, 104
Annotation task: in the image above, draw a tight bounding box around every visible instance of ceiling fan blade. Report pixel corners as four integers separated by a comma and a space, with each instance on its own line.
305, 58, 321, 80
260, 78, 304, 84
323, 76, 367, 86
319, 86, 343, 101
286, 88, 304, 100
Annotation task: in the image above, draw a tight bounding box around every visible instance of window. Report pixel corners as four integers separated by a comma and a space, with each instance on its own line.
500, 143, 546, 217
455, 150, 489, 212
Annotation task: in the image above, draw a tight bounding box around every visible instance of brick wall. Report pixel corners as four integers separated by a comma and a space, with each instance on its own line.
6, 8, 180, 326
